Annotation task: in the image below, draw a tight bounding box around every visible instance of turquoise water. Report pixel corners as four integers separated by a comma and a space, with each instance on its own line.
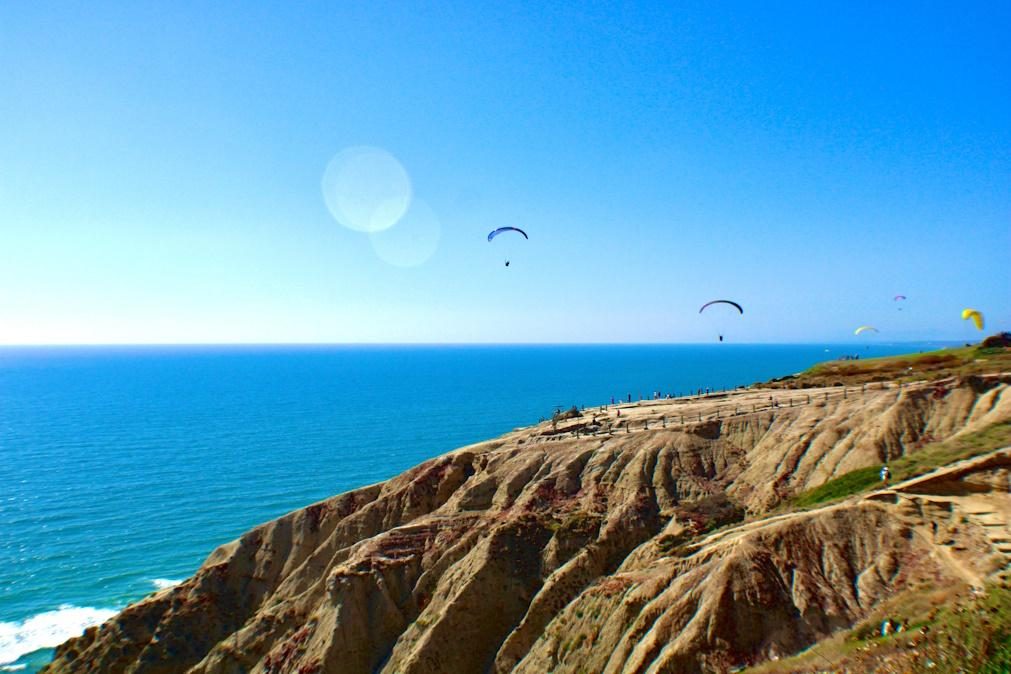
0, 343, 948, 670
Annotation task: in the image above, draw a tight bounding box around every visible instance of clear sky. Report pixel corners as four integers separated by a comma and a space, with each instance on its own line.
1, 1, 1008, 344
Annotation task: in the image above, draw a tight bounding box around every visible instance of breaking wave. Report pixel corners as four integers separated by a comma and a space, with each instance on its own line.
0, 605, 116, 665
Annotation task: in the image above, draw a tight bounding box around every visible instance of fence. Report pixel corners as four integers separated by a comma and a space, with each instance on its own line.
545, 379, 934, 440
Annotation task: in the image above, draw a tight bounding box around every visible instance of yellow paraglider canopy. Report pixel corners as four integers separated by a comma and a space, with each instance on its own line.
961, 308, 984, 331
854, 325, 879, 336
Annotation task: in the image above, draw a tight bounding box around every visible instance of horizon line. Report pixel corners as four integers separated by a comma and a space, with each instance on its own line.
0, 339, 966, 348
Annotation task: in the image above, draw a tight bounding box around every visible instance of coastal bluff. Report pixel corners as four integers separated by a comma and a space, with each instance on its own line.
44, 370, 1011, 673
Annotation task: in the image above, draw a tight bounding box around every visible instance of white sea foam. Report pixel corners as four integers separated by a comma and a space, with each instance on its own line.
1, 664, 27, 671
0, 605, 116, 665
150, 578, 183, 590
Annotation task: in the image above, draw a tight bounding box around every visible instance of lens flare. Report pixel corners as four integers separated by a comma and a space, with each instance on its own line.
322, 146, 412, 232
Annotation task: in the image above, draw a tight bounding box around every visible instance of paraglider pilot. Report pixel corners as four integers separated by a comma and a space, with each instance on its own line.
488, 227, 527, 269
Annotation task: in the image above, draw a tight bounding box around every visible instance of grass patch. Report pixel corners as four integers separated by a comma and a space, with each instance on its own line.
792, 465, 881, 508
896, 421, 1011, 479
790, 421, 1011, 509
903, 578, 1011, 672
767, 342, 1011, 389
745, 578, 1011, 673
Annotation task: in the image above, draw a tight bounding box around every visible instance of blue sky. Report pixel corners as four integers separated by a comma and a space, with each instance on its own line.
1, 1, 1008, 343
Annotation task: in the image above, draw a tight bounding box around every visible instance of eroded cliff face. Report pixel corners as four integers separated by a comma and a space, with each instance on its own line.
44, 375, 1011, 674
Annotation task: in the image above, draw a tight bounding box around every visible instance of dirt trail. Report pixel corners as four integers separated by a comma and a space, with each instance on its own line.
682, 447, 1011, 590
545, 378, 938, 439
864, 447, 1011, 587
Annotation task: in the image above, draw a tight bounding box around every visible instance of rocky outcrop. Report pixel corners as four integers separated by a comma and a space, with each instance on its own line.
44, 375, 1011, 673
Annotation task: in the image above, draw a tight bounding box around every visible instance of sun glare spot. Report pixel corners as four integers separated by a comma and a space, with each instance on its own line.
321, 146, 412, 232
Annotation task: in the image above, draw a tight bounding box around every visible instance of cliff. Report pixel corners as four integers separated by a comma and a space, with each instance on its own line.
43, 365, 1011, 673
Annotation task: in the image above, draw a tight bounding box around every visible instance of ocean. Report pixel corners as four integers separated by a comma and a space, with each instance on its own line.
0, 342, 948, 671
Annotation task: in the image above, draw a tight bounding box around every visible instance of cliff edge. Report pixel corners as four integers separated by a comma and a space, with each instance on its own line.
44, 349, 1011, 673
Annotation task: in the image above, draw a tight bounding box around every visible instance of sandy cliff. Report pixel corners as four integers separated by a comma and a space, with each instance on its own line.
44, 373, 1011, 673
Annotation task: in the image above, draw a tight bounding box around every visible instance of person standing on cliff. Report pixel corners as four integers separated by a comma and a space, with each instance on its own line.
880, 465, 891, 487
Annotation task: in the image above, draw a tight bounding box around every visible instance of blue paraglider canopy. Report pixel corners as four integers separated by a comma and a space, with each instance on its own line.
698, 300, 743, 315
487, 227, 528, 242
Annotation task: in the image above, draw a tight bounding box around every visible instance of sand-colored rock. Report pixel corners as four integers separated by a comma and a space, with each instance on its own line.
43, 374, 1011, 673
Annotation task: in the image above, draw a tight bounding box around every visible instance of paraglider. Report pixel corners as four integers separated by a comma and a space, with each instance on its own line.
699, 300, 743, 315
488, 227, 528, 267
699, 300, 743, 342
855, 326, 878, 351
894, 295, 906, 310
962, 308, 984, 331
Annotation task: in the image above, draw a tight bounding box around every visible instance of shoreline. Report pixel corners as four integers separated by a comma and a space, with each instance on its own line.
40, 343, 1011, 673
0, 342, 983, 671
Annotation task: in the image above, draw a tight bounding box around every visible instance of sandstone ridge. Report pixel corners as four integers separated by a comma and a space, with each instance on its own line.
44, 373, 1011, 673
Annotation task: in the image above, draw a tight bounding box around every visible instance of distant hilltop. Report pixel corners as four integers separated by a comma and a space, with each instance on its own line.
45, 343, 1011, 673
